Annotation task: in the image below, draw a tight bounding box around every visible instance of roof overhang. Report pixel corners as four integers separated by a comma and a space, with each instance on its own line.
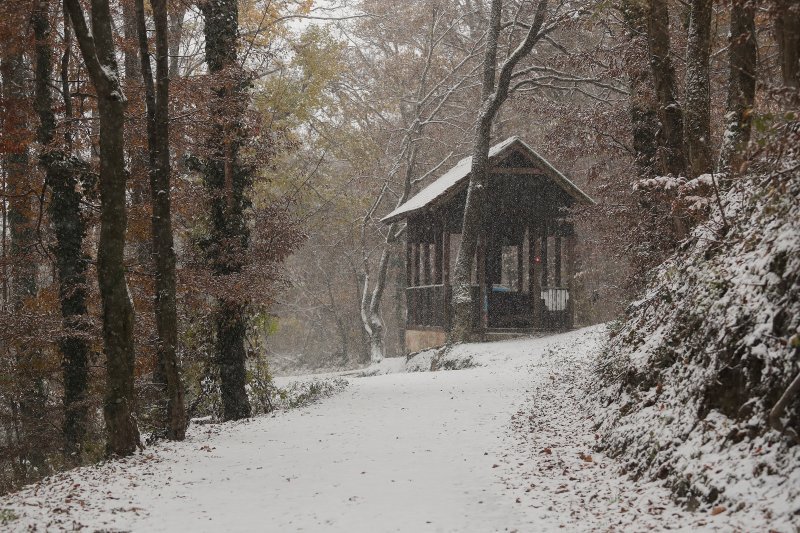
381, 136, 594, 225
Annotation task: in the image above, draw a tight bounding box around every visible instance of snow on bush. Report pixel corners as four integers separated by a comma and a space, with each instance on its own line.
406, 345, 481, 372
591, 169, 800, 528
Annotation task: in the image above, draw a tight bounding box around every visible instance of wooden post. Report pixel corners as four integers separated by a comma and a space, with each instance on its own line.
566, 235, 576, 328
421, 242, 430, 285
529, 227, 542, 328
517, 241, 524, 292
554, 236, 562, 287
443, 230, 451, 286
477, 231, 487, 332
434, 227, 443, 285
412, 242, 420, 287
405, 240, 413, 288
442, 228, 451, 330
540, 223, 549, 288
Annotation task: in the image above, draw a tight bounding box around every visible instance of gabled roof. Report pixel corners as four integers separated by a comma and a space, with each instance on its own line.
381, 136, 594, 224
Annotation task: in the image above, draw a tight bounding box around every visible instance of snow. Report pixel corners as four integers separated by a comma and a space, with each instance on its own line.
0, 327, 785, 531
381, 136, 594, 223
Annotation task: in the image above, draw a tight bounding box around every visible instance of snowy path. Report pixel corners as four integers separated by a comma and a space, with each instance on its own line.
1, 327, 751, 532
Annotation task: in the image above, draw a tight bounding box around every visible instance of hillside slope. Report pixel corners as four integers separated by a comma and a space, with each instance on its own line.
592, 169, 800, 527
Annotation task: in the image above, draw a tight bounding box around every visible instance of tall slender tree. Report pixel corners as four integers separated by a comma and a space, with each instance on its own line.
717, 0, 757, 175
200, 0, 252, 420
64, 0, 140, 456
684, 0, 714, 176
135, 0, 188, 440
646, 0, 686, 177
450, 0, 552, 341
33, 0, 92, 459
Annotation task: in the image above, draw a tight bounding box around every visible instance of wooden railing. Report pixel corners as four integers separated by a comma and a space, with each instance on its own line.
406, 285, 481, 330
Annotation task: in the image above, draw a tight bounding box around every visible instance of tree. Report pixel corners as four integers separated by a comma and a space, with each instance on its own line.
684, 0, 714, 177
450, 0, 553, 341
64, 0, 140, 456
357, 2, 481, 362
32, 0, 92, 460
135, 0, 188, 440
645, 0, 686, 177
717, 0, 757, 175
200, 0, 252, 421
774, 0, 800, 87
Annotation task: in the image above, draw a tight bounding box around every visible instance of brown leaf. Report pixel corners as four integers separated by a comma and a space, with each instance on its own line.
711, 505, 726, 516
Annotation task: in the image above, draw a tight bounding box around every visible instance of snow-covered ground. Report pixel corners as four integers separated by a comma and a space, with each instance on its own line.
0, 326, 775, 532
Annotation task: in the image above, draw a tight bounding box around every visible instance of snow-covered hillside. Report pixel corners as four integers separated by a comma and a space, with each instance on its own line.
592, 171, 800, 528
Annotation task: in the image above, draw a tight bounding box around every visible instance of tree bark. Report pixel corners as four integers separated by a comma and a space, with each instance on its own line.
717, 0, 757, 175
622, 0, 659, 180
684, 0, 714, 176
646, 0, 686, 177
450, 0, 550, 342
1, 41, 49, 477
65, 0, 141, 456
33, 0, 91, 461
135, 0, 187, 440
201, 0, 252, 421
775, 0, 800, 87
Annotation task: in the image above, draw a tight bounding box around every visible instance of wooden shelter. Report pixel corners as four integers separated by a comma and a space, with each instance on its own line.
382, 137, 594, 353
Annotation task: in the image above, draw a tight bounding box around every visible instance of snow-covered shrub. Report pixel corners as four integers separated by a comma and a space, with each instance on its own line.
406, 345, 481, 372
275, 378, 348, 409
406, 349, 437, 372
591, 168, 800, 524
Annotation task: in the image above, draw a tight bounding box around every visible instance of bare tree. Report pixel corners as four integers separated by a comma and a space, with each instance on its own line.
358, 5, 481, 362
450, 0, 555, 341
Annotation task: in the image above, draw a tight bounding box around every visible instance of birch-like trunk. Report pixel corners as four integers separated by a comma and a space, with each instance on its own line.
451, 0, 550, 341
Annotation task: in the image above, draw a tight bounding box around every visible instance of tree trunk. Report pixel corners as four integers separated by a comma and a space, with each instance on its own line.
33, 0, 91, 461
775, 0, 800, 87
684, 0, 714, 177
201, 0, 252, 421
135, 0, 187, 440
450, 0, 502, 343
65, 0, 141, 456
624, 2, 659, 180
646, 0, 686, 177
1, 45, 49, 477
451, 0, 550, 341
717, 0, 757, 176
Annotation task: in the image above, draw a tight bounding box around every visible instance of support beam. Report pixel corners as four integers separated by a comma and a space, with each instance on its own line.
421, 243, 430, 285
412, 243, 420, 287
529, 227, 542, 328
434, 229, 443, 285
566, 235, 576, 328
406, 240, 413, 287
554, 236, 562, 287
443, 230, 451, 286
540, 223, 549, 288
477, 231, 487, 332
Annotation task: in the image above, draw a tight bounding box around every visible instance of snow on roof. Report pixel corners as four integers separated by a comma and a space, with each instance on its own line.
381, 136, 594, 224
